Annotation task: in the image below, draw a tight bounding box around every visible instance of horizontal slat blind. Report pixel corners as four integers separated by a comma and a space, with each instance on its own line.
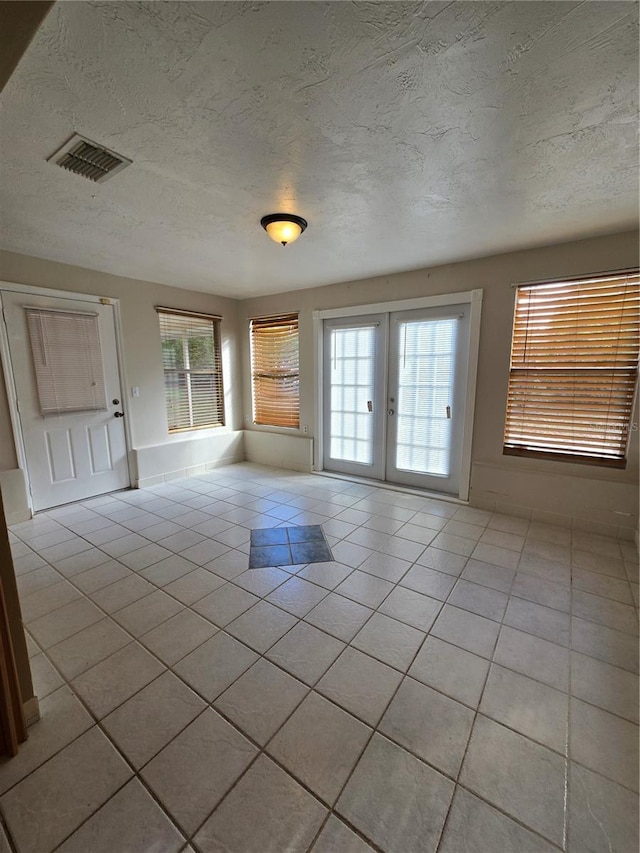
504, 271, 640, 465
157, 310, 224, 431
250, 314, 299, 428
26, 308, 107, 415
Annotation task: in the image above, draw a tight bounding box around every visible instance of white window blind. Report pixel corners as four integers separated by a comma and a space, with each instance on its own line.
26, 307, 107, 415
329, 325, 376, 464
157, 310, 224, 432
250, 314, 300, 428
396, 317, 457, 476
504, 270, 640, 466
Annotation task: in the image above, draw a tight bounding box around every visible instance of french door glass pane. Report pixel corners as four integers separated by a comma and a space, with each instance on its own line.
395, 318, 458, 476
329, 325, 376, 464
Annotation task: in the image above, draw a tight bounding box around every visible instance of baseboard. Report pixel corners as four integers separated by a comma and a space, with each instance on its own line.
23, 696, 40, 727
5, 508, 31, 525
136, 453, 243, 488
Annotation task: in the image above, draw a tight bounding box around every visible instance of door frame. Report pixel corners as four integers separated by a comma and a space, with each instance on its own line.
0, 281, 133, 516
312, 289, 483, 501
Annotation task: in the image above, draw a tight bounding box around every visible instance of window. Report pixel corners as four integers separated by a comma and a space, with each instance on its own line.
157, 309, 224, 432
250, 313, 300, 428
504, 270, 639, 466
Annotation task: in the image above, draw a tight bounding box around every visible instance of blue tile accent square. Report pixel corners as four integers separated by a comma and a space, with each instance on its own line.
250, 528, 289, 546
248, 544, 292, 569
287, 525, 325, 543
290, 541, 333, 564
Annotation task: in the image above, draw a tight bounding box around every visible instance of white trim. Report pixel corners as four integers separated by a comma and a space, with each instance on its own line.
0, 294, 32, 514
459, 289, 483, 500
0, 281, 134, 510
313, 471, 468, 505
23, 696, 41, 727
313, 289, 479, 321
312, 289, 483, 500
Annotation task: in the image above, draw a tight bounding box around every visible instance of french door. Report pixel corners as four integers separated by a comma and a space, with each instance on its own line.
323, 305, 470, 495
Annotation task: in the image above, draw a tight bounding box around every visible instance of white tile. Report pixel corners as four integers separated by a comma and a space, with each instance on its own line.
572, 590, 638, 635
112, 590, 183, 636
72, 560, 131, 594
352, 612, 425, 671
268, 692, 371, 805
28, 597, 104, 649
571, 616, 639, 673
0, 687, 93, 795
47, 618, 131, 680
480, 664, 568, 753
142, 709, 257, 836
311, 816, 375, 853
416, 545, 468, 576
399, 564, 457, 600
304, 593, 373, 642
448, 579, 508, 622
331, 541, 374, 568
0, 728, 131, 853
409, 636, 490, 708
571, 651, 639, 723
72, 642, 165, 718
56, 778, 185, 853
380, 677, 474, 776
174, 632, 258, 700
511, 572, 570, 612
431, 532, 476, 557
431, 605, 500, 659
297, 561, 353, 589
334, 570, 394, 608
90, 574, 156, 613
20, 580, 81, 622
460, 716, 566, 846
317, 647, 402, 726
494, 625, 569, 691
215, 658, 308, 745
234, 567, 290, 596
103, 671, 205, 768
337, 734, 454, 853
226, 600, 297, 652
461, 559, 515, 593
193, 583, 259, 626
504, 597, 570, 645
140, 608, 218, 666
572, 568, 633, 605
439, 787, 557, 853
570, 698, 639, 792
378, 585, 441, 632
29, 653, 63, 699
568, 763, 639, 853
267, 622, 345, 685
266, 576, 328, 616
119, 543, 174, 571
194, 755, 326, 853
140, 554, 197, 587
162, 567, 225, 605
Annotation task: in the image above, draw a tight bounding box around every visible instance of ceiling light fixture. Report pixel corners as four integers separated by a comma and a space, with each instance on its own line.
260, 213, 308, 246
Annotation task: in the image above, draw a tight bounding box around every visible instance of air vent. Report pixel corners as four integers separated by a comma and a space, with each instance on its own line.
47, 134, 132, 183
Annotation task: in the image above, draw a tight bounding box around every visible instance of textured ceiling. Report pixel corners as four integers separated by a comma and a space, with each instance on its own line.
0, 1, 638, 298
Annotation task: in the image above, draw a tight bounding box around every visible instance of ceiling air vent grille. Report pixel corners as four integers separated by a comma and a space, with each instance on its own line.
48, 134, 132, 183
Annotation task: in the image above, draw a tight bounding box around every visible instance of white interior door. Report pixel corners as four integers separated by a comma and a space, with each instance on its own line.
323, 316, 387, 479
322, 305, 470, 496
2, 290, 129, 511
386, 307, 469, 494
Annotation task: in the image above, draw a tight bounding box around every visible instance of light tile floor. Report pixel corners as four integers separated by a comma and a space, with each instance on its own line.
1, 463, 638, 853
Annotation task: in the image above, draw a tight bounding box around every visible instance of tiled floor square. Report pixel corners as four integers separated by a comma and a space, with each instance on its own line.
352, 612, 425, 671
337, 733, 454, 853
215, 658, 308, 745
568, 763, 639, 853
267, 621, 345, 685
317, 647, 402, 726
430, 605, 500, 659
268, 692, 371, 805
409, 635, 490, 708
570, 698, 639, 791
380, 676, 474, 776
304, 593, 373, 642
226, 600, 298, 652
174, 632, 258, 701
140, 608, 218, 666
194, 756, 326, 853
311, 815, 375, 853
142, 709, 257, 835
460, 715, 567, 846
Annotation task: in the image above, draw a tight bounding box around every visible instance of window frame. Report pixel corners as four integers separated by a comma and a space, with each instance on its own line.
156, 308, 225, 433
249, 313, 300, 430
503, 270, 639, 468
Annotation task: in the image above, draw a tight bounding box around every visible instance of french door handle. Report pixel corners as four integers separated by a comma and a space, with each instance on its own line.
387, 409, 395, 416
446, 406, 451, 419
114, 411, 124, 418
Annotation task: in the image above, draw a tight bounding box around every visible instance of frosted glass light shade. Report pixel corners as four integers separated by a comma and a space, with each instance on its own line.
260, 213, 308, 246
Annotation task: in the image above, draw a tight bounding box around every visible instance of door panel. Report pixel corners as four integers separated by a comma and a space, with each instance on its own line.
323, 316, 387, 479
2, 290, 129, 510
323, 304, 471, 497
387, 307, 469, 494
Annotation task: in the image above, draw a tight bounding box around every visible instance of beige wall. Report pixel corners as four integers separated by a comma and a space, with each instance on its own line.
241, 230, 639, 534
0, 250, 243, 506
1, 232, 638, 534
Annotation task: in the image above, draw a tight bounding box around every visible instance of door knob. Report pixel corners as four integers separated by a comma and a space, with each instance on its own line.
114, 411, 124, 418
387, 409, 395, 416
112, 399, 120, 405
